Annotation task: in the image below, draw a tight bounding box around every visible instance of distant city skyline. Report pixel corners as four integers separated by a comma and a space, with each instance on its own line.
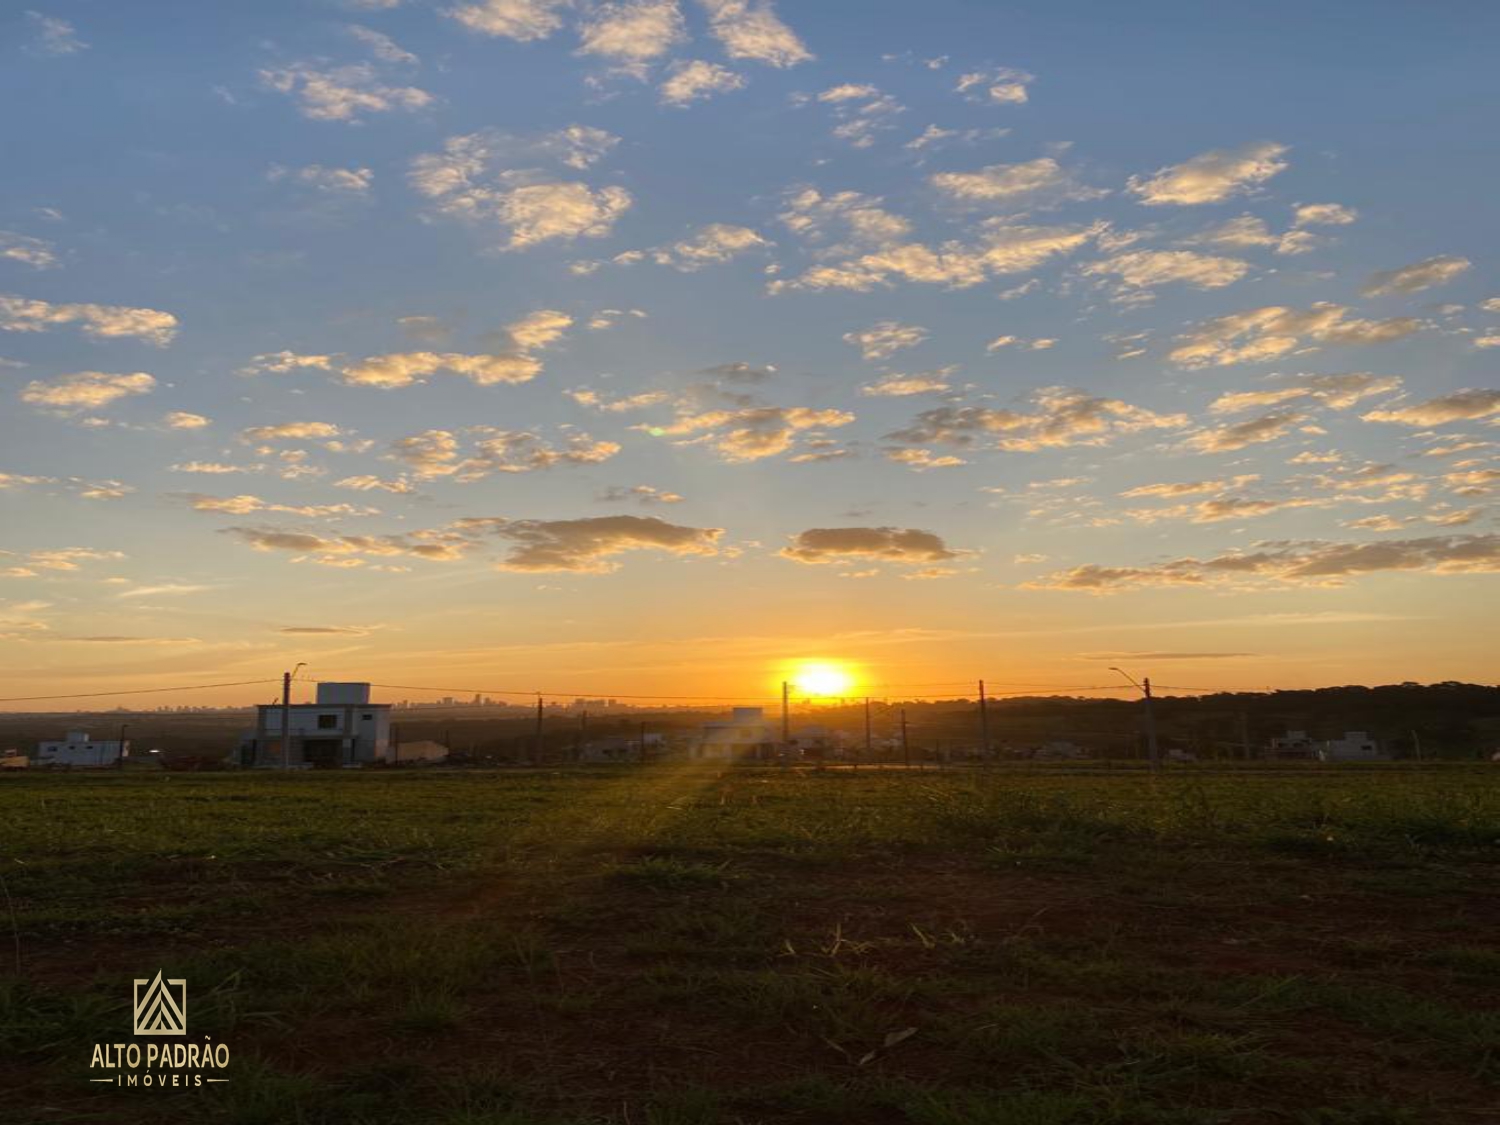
1, 1, 1497, 707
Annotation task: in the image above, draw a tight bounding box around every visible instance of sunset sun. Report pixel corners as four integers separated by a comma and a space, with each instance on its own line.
789, 661, 856, 697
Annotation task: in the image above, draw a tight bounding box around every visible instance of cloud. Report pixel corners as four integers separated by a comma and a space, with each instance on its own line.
341, 350, 542, 388
503, 308, 573, 350
163, 411, 210, 430
844, 320, 927, 360
577, 0, 685, 62
861, 370, 954, 397
954, 67, 1032, 105
346, 24, 418, 64
411, 132, 632, 250
116, 582, 210, 599
886, 388, 1187, 452
804, 84, 904, 148
985, 335, 1054, 352
277, 625, 375, 635
1129, 141, 1288, 206
0, 231, 58, 269
1183, 410, 1307, 453
649, 224, 770, 269
652, 403, 855, 462
930, 158, 1104, 207
697, 0, 812, 68
1361, 255, 1472, 297
19, 372, 156, 414
771, 220, 1101, 293
1169, 302, 1422, 367
660, 59, 745, 105
599, 484, 684, 504
448, 0, 568, 40
268, 164, 373, 195
180, 494, 377, 518
225, 526, 474, 565
0, 294, 178, 344
241, 421, 341, 442
389, 427, 620, 481
1293, 202, 1357, 227
1362, 389, 1500, 427
1082, 249, 1249, 294
458, 514, 723, 572
780, 526, 966, 567
884, 448, 966, 470
1032, 534, 1500, 592
259, 63, 433, 123
1208, 372, 1402, 414
240, 351, 338, 376
26, 11, 86, 55
778, 187, 910, 249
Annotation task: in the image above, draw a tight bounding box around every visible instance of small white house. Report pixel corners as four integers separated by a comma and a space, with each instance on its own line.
694, 707, 779, 760
388, 739, 449, 765
36, 731, 130, 767
1033, 740, 1087, 761
238, 682, 392, 768
1319, 731, 1389, 762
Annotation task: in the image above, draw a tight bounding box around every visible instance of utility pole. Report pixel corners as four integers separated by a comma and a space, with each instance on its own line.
534, 694, 544, 765
978, 679, 991, 762
781, 681, 790, 743
279, 663, 305, 771
1410, 728, 1423, 761
1238, 711, 1251, 762
861, 696, 872, 770
900, 708, 910, 769
639, 721, 648, 762
1109, 667, 1160, 772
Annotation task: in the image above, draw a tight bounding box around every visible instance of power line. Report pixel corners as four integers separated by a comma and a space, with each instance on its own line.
0, 678, 282, 703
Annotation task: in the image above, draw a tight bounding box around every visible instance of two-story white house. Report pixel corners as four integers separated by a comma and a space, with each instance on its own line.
239, 682, 392, 768
694, 707, 779, 760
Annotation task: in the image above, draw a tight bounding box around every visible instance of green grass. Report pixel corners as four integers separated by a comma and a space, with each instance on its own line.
0, 763, 1496, 1124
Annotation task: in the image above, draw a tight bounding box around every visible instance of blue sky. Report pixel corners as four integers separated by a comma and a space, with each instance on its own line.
2, 0, 1498, 704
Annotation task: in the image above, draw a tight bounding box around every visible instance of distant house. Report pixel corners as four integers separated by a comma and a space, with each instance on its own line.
579, 733, 662, 764
694, 707, 779, 760
1032, 740, 1087, 761
237, 682, 392, 768
389, 739, 449, 765
36, 731, 129, 767
1268, 731, 1318, 759
1319, 731, 1389, 762
1, 750, 29, 770
789, 723, 844, 759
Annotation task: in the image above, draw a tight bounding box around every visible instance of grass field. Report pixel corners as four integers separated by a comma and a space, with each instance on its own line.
2, 764, 1497, 1125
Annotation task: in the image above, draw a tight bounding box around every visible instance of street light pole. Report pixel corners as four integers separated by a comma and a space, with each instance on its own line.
117, 722, 128, 769
281, 663, 306, 771
1109, 667, 1160, 772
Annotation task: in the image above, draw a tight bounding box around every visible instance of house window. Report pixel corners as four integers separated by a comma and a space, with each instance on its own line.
317, 714, 338, 730
362, 714, 373, 722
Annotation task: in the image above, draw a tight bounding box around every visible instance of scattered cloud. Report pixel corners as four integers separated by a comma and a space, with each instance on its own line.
1033, 534, 1500, 591
25, 10, 86, 55
930, 157, 1104, 207
780, 526, 966, 567
1362, 389, 1500, 427
458, 514, 723, 572
886, 388, 1187, 452
698, 0, 813, 68
1361, 255, 1471, 297
599, 484, 684, 504
954, 67, 1032, 105
844, 320, 927, 360
1208, 372, 1402, 414
19, 371, 156, 414
1170, 302, 1422, 367
1129, 141, 1288, 206
649, 223, 770, 270
388, 427, 620, 480
660, 59, 745, 105
268, 163, 373, 195
448, 0, 569, 41
0, 294, 178, 344
1082, 249, 1250, 295
163, 411, 211, 430
577, 0, 685, 62
0, 231, 59, 269
1183, 410, 1307, 453
260, 62, 433, 123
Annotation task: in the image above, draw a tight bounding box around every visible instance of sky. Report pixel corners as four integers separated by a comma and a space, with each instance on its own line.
1, 0, 1498, 709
